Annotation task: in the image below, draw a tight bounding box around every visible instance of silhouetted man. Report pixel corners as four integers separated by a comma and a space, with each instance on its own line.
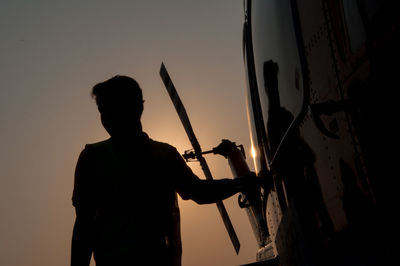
71, 76, 257, 266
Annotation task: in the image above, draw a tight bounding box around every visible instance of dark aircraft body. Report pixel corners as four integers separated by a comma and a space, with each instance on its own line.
242, 0, 399, 265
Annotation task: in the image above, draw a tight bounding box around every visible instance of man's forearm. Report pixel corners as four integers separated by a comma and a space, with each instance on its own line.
189, 178, 242, 204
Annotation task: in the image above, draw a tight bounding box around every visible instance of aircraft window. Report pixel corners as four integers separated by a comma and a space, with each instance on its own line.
244, 34, 268, 173
342, 0, 366, 53
251, 0, 304, 155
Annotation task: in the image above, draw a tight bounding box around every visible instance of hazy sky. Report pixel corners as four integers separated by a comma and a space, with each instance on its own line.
0, 1, 259, 265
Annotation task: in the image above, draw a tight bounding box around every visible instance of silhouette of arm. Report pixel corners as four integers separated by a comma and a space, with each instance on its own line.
181, 178, 248, 204
71, 148, 95, 266
172, 148, 257, 204
71, 207, 95, 266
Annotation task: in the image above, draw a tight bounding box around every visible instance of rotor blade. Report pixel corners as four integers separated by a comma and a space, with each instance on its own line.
160, 63, 201, 154
160, 62, 240, 254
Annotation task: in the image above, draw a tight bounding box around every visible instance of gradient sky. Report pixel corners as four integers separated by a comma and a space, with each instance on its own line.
0, 1, 259, 265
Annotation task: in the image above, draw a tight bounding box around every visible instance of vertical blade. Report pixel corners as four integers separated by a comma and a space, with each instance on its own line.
160, 62, 240, 254
160, 63, 201, 154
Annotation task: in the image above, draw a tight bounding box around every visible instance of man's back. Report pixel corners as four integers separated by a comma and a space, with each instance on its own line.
73, 134, 184, 265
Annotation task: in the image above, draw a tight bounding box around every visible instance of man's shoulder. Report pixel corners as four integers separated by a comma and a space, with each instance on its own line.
85, 139, 112, 150
78, 139, 112, 161
147, 139, 188, 174
149, 138, 177, 153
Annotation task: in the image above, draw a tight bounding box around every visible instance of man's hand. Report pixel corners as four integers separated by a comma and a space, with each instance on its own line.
234, 172, 262, 208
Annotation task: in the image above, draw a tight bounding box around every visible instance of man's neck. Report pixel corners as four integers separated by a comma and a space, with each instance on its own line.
111, 130, 147, 147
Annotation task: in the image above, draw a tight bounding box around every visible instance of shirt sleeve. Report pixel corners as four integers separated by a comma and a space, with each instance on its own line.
72, 146, 95, 209
169, 147, 201, 200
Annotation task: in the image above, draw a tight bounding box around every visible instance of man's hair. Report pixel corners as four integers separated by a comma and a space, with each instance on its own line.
91, 75, 144, 115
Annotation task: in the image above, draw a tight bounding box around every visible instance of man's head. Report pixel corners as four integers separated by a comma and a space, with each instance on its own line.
92, 75, 144, 138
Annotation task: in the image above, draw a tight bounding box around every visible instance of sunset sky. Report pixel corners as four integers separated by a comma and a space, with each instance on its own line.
0, 1, 260, 265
